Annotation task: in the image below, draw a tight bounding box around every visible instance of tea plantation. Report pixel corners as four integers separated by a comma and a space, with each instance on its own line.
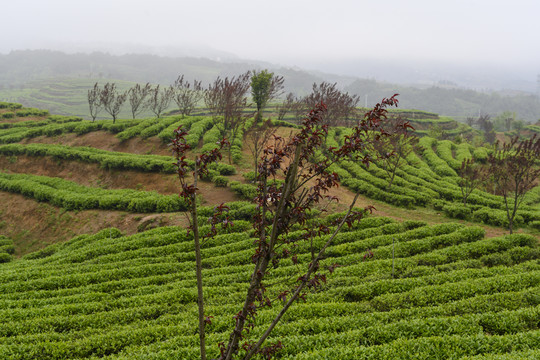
0, 103, 539, 359
0, 211, 539, 359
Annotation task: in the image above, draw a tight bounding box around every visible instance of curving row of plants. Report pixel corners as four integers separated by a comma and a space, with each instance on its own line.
0, 235, 14, 263
0, 209, 538, 359
0, 171, 188, 212
0, 143, 236, 175
329, 131, 540, 230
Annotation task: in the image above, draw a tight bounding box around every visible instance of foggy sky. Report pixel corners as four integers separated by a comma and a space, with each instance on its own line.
2, 0, 539, 73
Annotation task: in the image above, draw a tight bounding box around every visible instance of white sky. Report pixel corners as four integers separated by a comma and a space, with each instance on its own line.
1, 0, 539, 70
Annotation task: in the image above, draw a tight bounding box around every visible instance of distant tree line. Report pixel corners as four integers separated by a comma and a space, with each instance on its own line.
87, 73, 363, 129
276, 82, 360, 126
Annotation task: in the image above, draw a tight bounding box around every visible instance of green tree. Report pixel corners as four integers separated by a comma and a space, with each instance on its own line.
251, 70, 284, 122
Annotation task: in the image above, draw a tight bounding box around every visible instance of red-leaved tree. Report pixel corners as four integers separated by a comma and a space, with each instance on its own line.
172, 95, 400, 360
373, 115, 417, 189
486, 135, 540, 233
457, 158, 488, 206
170, 129, 231, 360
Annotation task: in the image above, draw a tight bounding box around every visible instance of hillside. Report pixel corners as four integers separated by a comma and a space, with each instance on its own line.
0, 102, 539, 359
1, 50, 539, 121
1, 215, 539, 359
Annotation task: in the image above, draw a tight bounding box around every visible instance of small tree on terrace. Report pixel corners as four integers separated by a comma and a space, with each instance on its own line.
204, 72, 251, 163
147, 85, 175, 119
128, 83, 151, 119
88, 83, 102, 121
275, 92, 296, 121
251, 70, 284, 122
457, 158, 488, 206
174, 75, 204, 116
245, 119, 277, 178
173, 94, 400, 359
373, 115, 417, 189
486, 135, 540, 233
303, 82, 360, 127
100, 82, 127, 123
171, 130, 230, 360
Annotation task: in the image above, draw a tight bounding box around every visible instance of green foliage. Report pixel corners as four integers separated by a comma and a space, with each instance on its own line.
0, 101, 23, 109
0, 214, 538, 358
251, 70, 273, 113
0, 143, 236, 176
116, 117, 159, 140
530, 221, 540, 230
229, 181, 257, 200
472, 208, 524, 229
15, 107, 49, 117
0, 172, 188, 212
443, 204, 472, 220
473, 147, 489, 163
212, 175, 229, 187
0, 235, 14, 263
328, 131, 538, 229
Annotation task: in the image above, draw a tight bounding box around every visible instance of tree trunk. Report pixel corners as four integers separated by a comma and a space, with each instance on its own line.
192, 167, 206, 360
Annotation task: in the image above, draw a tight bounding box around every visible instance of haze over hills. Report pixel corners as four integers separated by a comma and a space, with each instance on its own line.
1, 48, 539, 121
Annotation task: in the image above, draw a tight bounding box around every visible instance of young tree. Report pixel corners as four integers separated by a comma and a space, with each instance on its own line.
204, 72, 252, 163
128, 83, 151, 119
88, 83, 102, 122
251, 70, 284, 122
303, 82, 360, 127
373, 116, 417, 189
457, 158, 488, 206
245, 119, 277, 177
475, 114, 497, 143
477, 114, 493, 132
218, 95, 399, 359
173, 75, 204, 116
513, 119, 525, 132
100, 83, 127, 123
275, 92, 296, 121
486, 135, 540, 233
293, 101, 308, 124
171, 130, 230, 360
147, 85, 175, 119
172, 96, 401, 359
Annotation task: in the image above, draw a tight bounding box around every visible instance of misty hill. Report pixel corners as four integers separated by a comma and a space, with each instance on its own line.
1, 50, 539, 121
0, 50, 326, 95
346, 79, 540, 122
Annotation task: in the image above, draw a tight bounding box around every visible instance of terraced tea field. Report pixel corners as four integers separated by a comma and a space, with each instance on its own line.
325, 130, 540, 231
0, 102, 539, 359
0, 213, 539, 359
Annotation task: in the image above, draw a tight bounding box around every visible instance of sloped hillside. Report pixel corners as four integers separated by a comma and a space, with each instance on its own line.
0, 101, 539, 359
0, 213, 539, 359
0, 102, 538, 257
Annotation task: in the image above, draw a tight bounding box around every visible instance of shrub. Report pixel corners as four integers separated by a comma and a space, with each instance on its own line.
207, 162, 235, 175
442, 204, 471, 220
0, 101, 22, 109
229, 181, 257, 200
472, 147, 488, 163
472, 208, 524, 228
212, 175, 229, 187
242, 171, 256, 182
0, 253, 12, 263
432, 200, 446, 211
